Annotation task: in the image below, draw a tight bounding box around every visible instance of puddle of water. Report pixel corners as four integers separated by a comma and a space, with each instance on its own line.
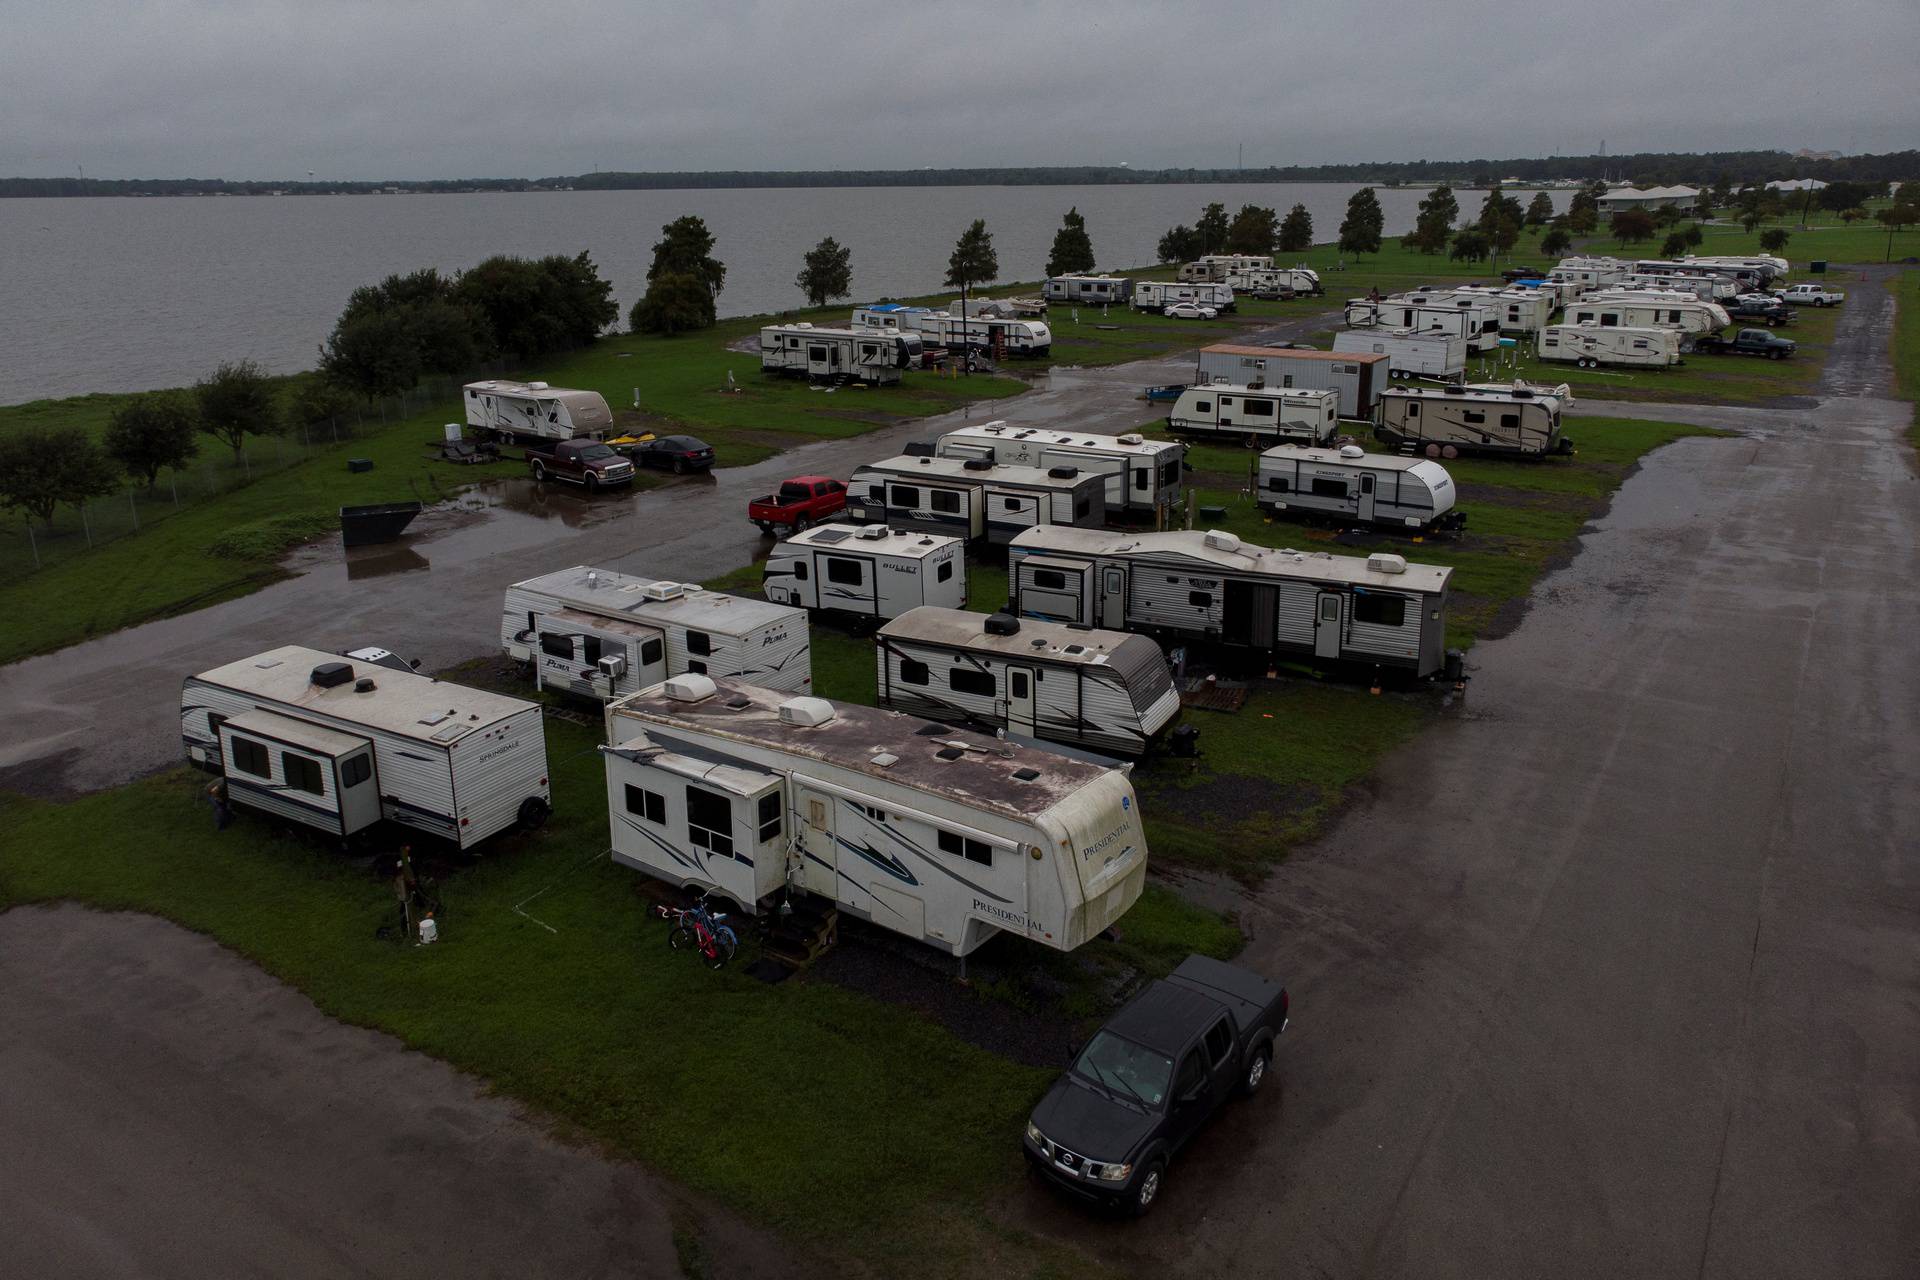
345, 545, 430, 580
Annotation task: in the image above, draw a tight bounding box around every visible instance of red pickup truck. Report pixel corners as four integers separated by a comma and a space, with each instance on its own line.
749, 476, 847, 534
526, 438, 637, 490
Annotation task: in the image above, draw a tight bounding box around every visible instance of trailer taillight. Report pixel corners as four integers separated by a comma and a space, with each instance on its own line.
460, 817, 469, 826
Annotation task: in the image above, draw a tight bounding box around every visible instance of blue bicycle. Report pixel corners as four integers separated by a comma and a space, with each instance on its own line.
655, 892, 739, 970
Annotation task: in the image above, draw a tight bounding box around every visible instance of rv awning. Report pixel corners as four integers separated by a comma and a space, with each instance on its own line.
225, 709, 369, 758
544, 608, 664, 641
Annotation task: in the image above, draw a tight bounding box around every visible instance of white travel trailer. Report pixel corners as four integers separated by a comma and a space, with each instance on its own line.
1632, 260, 1753, 294
1612, 273, 1732, 302
851, 305, 1052, 357
181, 645, 551, 848
1376, 384, 1571, 457
1008, 527, 1455, 677
1680, 254, 1788, 283
1538, 323, 1683, 369
1165, 383, 1339, 445
501, 566, 811, 701
1333, 327, 1468, 380
1346, 298, 1499, 352
1412, 285, 1555, 335
759, 324, 922, 384
1197, 345, 1390, 419
762, 524, 967, 621
1133, 280, 1236, 313
1546, 257, 1631, 297
601, 676, 1149, 956
848, 454, 1108, 543
1043, 274, 1132, 304
1227, 267, 1323, 298
1567, 294, 1729, 336
1179, 254, 1272, 282
874, 608, 1181, 757
463, 380, 614, 442
1255, 444, 1464, 532
934, 422, 1186, 519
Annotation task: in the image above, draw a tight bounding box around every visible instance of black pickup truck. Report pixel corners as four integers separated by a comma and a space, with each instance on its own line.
1726, 298, 1794, 328
1024, 955, 1289, 1216
1692, 328, 1797, 360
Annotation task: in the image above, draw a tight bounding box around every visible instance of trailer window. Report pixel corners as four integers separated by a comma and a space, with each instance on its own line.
282, 753, 323, 796
937, 560, 954, 582
581, 636, 603, 664
1241, 398, 1273, 417
540, 633, 574, 659
230, 737, 270, 778
641, 638, 664, 666
1074, 496, 1091, 518
1134, 469, 1147, 491
1463, 411, 1486, 425
1033, 569, 1067, 590
685, 786, 735, 858
1500, 413, 1519, 429
900, 658, 930, 685
931, 490, 962, 514
341, 753, 372, 787
826, 558, 863, 586
938, 830, 993, 866
1268, 476, 1289, 492
624, 784, 665, 825
1189, 591, 1213, 608
687, 631, 711, 657
1310, 477, 1348, 498
1353, 594, 1408, 627
949, 667, 995, 697
1160, 458, 1180, 487
757, 793, 783, 843
1406, 401, 1420, 417
1002, 497, 1022, 511
891, 484, 921, 507
1194, 400, 1212, 414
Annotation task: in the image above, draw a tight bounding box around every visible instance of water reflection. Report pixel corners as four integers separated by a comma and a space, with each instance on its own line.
345, 545, 430, 580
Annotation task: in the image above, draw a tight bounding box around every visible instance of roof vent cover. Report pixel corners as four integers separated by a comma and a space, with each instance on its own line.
985, 613, 1021, 636
777, 696, 836, 728
663, 674, 717, 702
310, 662, 354, 689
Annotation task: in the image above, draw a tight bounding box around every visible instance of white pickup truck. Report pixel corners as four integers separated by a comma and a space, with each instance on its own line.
1778, 282, 1846, 307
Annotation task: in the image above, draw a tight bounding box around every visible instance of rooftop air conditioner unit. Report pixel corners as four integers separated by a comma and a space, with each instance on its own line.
1340, 444, 1366, 459
1367, 552, 1408, 575
640, 582, 685, 601
858, 525, 889, 540
1203, 530, 1242, 553
777, 697, 836, 728
1117, 433, 1144, 445
663, 674, 717, 702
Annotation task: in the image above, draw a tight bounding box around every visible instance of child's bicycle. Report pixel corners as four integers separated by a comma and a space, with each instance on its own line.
654, 892, 739, 970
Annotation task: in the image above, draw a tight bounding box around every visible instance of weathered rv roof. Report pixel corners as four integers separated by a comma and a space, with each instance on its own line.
785, 523, 961, 560
608, 678, 1112, 817
878, 607, 1162, 672
509, 565, 800, 632
1180, 382, 1338, 401
761, 324, 876, 339
855, 454, 1103, 490
464, 380, 605, 408
949, 421, 1183, 457
191, 645, 537, 743
1380, 384, 1569, 411
1011, 526, 1453, 594
1201, 344, 1389, 366
1261, 444, 1451, 475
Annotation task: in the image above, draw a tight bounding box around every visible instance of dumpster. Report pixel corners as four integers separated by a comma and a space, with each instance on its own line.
340, 501, 423, 548
1810, 260, 1827, 274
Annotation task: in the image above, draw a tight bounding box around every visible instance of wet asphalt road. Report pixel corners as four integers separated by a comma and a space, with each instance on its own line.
0, 905, 806, 1280
1008, 270, 1920, 1276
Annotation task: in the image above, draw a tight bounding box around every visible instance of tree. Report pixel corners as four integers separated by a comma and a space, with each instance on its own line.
1877, 203, 1920, 259
1611, 209, 1657, 246
1683, 223, 1704, 248
1225, 204, 1279, 255
1448, 228, 1491, 264
944, 219, 998, 294
1840, 206, 1870, 224
1044, 208, 1095, 277
795, 236, 853, 308
287, 378, 359, 434
1196, 203, 1229, 255
1661, 231, 1691, 259
1758, 227, 1791, 255
1525, 191, 1555, 228
1739, 209, 1767, 234
647, 216, 726, 299
630, 272, 717, 335
103, 393, 198, 490
1477, 189, 1524, 260
0, 426, 120, 526
320, 308, 423, 402
319, 267, 485, 399
1338, 187, 1384, 258
1817, 180, 1883, 212
1158, 224, 1201, 264
1692, 196, 1716, 222
1540, 227, 1572, 256
196, 359, 280, 461
1406, 185, 1458, 255
455, 252, 618, 355
1567, 182, 1601, 234
1277, 203, 1313, 253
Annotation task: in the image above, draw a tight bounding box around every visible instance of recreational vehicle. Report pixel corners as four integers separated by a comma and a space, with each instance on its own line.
848, 455, 1108, 543
1165, 383, 1340, 445
1538, 323, 1683, 369
762, 524, 967, 621
1410, 285, 1555, 335
1043, 275, 1132, 305
1566, 294, 1729, 336
463, 380, 614, 443
1612, 273, 1731, 302
1179, 254, 1271, 282
501, 567, 811, 701
1227, 267, 1323, 298
874, 608, 1181, 757
1133, 280, 1236, 314
1332, 327, 1468, 380
1680, 254, 1788, 283
759, 324, 922, 384
1346, 298, 1499, 352
1632, 260, 1752, 295
934, 422, 1186, 519
1546, 257, 1631, 297
1375, 384, 1571, 457
600, 676, 1149, 956
181, 645, 551, 848
1196, 345, 1389, 419
1255, 444, 1464, 532
851, 305, 1053, 357
1007, 527, 1455, 678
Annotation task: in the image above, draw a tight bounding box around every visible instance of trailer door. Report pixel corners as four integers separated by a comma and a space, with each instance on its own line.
795, 784, 838, 898
1357, 473, 1377, 523
1224, 582, 1278, 648
1100, 566, 1127, 629
1006, 666, 1037, 737
1314, 593, 1344, 659
820, 554, 877, 614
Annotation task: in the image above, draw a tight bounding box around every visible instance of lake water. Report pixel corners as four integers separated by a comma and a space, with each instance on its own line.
0, 183, 1562, 404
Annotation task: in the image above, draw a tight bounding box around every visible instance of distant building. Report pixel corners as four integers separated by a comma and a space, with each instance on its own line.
1766, 178, 1828, 193
1597, 185, 1701, 215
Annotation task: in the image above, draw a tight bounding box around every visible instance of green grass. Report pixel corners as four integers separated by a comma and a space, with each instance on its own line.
0, 699, 1219, 1278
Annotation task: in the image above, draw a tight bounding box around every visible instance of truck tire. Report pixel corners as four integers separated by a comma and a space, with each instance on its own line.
584, 471, 599, 493
532, 460, 547, 482
1241, 1045, 1272, 1095
756, 521, 774, 536
1769, 350, 1784, 360
793, 515, 810, 533
1128, 1160, 1166, 1218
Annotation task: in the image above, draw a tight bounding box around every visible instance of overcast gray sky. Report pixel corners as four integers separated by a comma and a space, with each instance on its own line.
4, 0, 1916, 179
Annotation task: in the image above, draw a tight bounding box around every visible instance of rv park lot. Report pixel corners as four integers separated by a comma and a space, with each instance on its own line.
2, 245, 1918, 1277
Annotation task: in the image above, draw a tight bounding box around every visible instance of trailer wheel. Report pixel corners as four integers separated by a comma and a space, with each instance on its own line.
517, 797, 551, 830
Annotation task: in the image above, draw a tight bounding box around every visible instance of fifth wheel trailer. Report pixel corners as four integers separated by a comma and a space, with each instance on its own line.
601, 676, 1148, 956
1195, 345, 1389, 419
1256, 444, 1464, 532
874, 608, 1181, 758
848, 454, 1108, 543
1008, 526, 1454, 677
762, 523, 967, 621
502, 566, 811, 701
182, 645, 551, 848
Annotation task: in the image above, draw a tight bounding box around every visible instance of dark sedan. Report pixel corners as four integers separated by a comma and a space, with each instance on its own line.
629, 434, 716, 474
